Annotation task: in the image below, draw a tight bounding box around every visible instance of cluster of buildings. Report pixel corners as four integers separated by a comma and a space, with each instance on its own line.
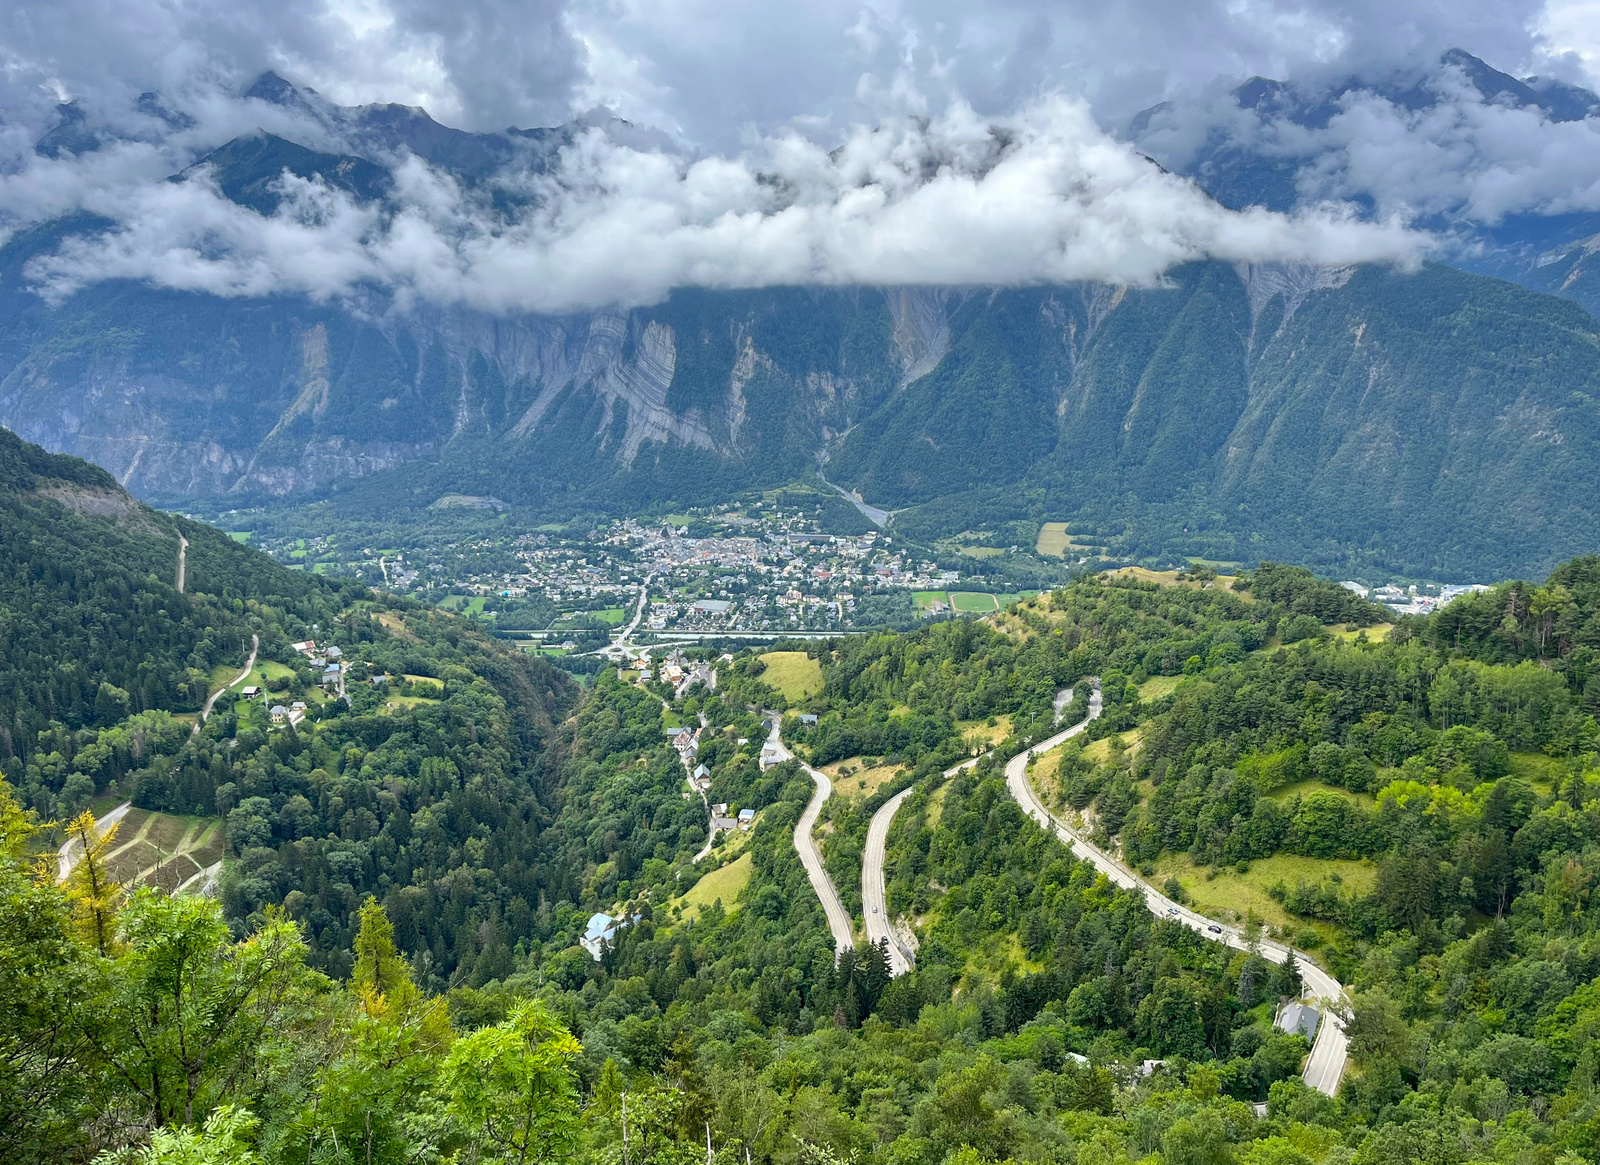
1340, 581, 1492, 617
331, 502, 980, 637
291, 641, 348, 690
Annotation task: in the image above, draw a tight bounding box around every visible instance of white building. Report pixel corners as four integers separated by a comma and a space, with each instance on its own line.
579, 912, 630, 960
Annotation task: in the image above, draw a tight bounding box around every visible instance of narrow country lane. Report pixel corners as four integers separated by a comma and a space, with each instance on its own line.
767, 714, 856, 959
1002, 683, 1350, 1097
176, 533, 187, 594
192, 634, 259, 736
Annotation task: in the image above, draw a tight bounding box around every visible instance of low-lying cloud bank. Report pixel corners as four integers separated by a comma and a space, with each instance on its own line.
20, 98, 1427, 315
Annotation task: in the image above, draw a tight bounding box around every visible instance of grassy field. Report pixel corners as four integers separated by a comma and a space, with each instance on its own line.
997, 591, 1038, 608
595, 607, 627, 624
1109, 566, 1247, 596
218, 659, 295, 696
374, 612, 417, 640
761, 651, 823, 702
437, 595, 489, 614
677, 852, 753, 920
207, 661, 246, 692
1153, 852, 1377, 937
949, 592, 997, 612
382, 695, 442, 711
956, 715, 1014, 747
826, 760, 907, 800
99, 808, 225, 895
403, 674, 445, 693
1081, 728, 1143, 764
1333, 622, 1394, 642
1035, 522, 1071, 557
226, 531, 252, 544
1138, 675, 1184, 701
916, 590, 1033, 613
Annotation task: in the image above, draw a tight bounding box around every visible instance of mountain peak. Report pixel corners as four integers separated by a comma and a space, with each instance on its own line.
242, 71, 304, 106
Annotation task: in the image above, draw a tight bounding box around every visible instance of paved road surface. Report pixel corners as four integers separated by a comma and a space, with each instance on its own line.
1002, 685, 1349, 1097
861, 787, 915, 973
176, 533, 188, 594
767, 715, 856, 959
57, 800, 132, 883
862, 686, 1080, 977
817, 471, 891, 528
193, 634, 259, 736
603, 572, 656, 660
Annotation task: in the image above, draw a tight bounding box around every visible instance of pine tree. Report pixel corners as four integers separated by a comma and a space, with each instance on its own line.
1278, 948, 1304, 999
863, 937, 891, 1013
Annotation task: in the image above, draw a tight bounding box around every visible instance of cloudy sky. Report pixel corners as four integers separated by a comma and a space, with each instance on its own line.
2, 0, 1598, 312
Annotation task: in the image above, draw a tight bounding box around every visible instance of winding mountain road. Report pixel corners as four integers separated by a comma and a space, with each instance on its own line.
862, 787, 915, 973
766, 715, 856, 959
192, 634, 259, 736
176, 533, 188, 594
862, 685, 1081, 974
57, 800, 132, 883
1001, 683, 1350, 1097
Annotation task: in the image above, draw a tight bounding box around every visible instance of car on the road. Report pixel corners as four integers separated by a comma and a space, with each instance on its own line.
871, 905, 878, 913
1166, 906, 1178, 916
1207, 924, 1222, 934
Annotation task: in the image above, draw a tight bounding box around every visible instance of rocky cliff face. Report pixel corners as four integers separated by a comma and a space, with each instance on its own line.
5, 257, 1600, 575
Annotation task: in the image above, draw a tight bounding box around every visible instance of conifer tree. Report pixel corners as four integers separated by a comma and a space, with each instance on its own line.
61, 809, 121, 956
351, 895, 416, 1011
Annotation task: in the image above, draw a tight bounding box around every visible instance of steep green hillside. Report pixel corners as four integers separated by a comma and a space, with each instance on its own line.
0, 426, 577, 981
0, 424, 300, 755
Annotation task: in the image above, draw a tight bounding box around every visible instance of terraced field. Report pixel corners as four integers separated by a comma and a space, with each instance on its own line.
100, 808, 226, 895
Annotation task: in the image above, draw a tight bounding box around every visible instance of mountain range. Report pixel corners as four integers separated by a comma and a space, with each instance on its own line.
5, 57, 1600, 577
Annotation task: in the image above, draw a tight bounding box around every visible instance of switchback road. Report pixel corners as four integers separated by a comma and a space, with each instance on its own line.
1002, 684, 1349, 1097
862, 686, 1078, 976
861, 786, 914, 973
767, 715, 856, 959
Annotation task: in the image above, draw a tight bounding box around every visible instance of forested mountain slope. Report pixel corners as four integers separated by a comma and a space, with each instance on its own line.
0, 427, 576, 985
7, 245, 1600, 576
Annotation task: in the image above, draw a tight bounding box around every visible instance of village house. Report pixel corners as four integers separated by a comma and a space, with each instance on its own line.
578, 912, 631, 960
1275, 1002, 1321, 1040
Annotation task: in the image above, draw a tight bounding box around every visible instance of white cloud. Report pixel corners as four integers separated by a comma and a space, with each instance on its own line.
23, 97, 1427, 315
1134, 57, 1600, 229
